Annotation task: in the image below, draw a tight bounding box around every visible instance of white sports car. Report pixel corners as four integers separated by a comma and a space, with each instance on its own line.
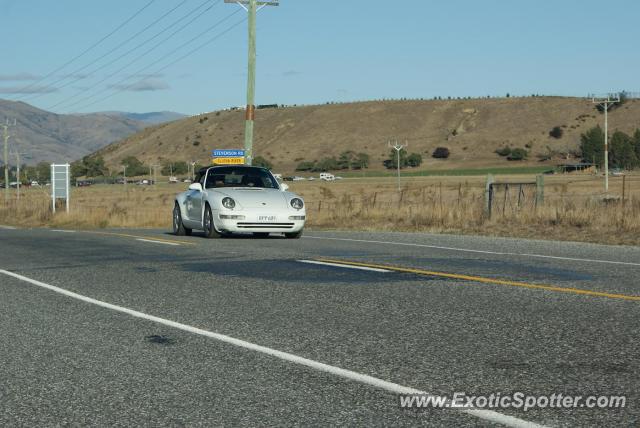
173, 166, 306, 239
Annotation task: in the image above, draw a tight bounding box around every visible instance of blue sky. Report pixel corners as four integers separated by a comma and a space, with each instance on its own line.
1, 0, 638, 115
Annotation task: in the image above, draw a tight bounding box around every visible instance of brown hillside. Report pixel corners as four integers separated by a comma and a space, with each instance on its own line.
96, 97, 640, 172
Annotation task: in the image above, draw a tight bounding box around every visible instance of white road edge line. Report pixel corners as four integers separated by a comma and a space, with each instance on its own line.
51, 229, 77, 233
0, 269, 544, 428
303, 236, 640, 267
297, 259, 391, 273
0, 225, 18, 230
135, 238, 180, 246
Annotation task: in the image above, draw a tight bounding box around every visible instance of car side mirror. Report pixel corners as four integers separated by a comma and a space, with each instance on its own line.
280, 183, 289, 192
189, 182, 203, 192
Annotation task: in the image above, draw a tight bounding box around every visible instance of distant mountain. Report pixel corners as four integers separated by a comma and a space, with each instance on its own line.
0, 100, 184, 164
98, 111, 187, 125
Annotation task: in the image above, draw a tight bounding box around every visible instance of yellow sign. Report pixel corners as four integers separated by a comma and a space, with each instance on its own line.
212, 157, 245, 165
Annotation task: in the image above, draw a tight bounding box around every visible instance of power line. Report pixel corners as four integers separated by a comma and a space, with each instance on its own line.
9, 0, 156, 98
69, 16, 246, 113
45, 0, 217, 110
53, 1, 229, 112
61, 9, 243, 113
23, 0, 189, 103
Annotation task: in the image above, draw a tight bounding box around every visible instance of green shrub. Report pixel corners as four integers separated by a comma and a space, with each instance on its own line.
496, 147, 511, 157
507, 148, 528, 161
549, 126, 563, 139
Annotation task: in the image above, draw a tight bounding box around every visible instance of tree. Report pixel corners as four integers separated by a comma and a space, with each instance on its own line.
580, 126, 604, 167
312, 157, 339, 172
337, 151, 355, 170
121, 156, 147, 177
161, 161, 188, 176
633, 129, 640, 160
385, 148, 407, 169
549, 126, 563, 139
295, 161, 315, 172
406, 153, 423, 167
70, 160, 88, 178
352, 152, 370, 170
507, 148, 528, 161
432, 147, 450, 159
35, 162, 51, 181
609, 131, 637, 169
253, 156, 273, 169
82, 156, 106, 177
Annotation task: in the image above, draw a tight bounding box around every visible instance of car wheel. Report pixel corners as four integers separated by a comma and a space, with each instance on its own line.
253, 232, 270, 238
173, 203, 191, 236
203, 204, 222, 239
285, 230, 303, 239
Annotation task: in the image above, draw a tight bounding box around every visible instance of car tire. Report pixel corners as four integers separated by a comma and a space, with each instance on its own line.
285, 230, 303, 239
173, 203, 191, 236
253, 232, 270, 238
203, 204, 222, 239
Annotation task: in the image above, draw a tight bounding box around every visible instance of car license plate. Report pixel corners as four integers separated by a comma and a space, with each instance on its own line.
258, 215, 276, 221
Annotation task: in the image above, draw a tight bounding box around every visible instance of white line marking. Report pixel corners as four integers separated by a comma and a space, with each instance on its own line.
136, 238, 180, 246
303, 236, 640, 267
0, 225, 17, 230
297, 259, 391, 272
0, 269, 544, 428
51, 229, 77, 233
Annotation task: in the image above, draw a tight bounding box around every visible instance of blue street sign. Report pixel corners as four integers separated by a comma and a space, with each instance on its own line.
212, 149, 245, 157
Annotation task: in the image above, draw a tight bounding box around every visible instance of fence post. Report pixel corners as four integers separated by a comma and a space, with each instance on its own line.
484, 174, 494, 217
535, 174, 545, 208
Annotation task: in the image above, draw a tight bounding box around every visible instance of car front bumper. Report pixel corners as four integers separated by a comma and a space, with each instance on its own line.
216, 211, 306, 233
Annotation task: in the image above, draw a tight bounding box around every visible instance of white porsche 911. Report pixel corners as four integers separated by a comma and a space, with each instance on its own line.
173, 166, 306, 239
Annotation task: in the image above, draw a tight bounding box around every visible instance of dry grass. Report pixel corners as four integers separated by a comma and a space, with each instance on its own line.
2, 173, 639, 246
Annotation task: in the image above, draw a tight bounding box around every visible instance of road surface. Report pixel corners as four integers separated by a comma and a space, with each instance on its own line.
1, 227, 638, 427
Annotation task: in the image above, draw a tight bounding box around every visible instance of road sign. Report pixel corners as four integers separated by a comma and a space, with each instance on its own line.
212, 157, 245, 165
51, 163, 70, 213
212, 149, 245, 157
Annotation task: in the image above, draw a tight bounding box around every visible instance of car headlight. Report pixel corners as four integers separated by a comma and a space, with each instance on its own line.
222, 197, 236, 209
290, 198, 304, 210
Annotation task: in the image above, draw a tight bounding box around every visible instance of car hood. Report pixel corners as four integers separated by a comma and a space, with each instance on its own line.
213, 188, 288, 209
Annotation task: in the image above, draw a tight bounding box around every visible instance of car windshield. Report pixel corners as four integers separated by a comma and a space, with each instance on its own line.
204, 166, 278, 189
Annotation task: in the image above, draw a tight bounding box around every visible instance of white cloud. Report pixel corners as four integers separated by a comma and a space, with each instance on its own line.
0, 85, 57, 94
108, 79, 170, 92
0, 72, 41, 81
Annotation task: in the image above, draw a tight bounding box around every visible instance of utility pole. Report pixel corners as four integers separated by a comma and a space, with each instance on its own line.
225, 0, 279, 166
2, 119, 16, 203
592, 94, 620, 192
388, 139, 407, 192
123, 165, 127, 191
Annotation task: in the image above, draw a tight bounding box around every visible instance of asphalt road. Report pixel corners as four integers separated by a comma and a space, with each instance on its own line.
1, 226, 639, 427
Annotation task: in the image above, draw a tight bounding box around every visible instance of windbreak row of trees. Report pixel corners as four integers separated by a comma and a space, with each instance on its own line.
580, 127, 640, 170
70, 156, 199, 179
296, 151, 370, 172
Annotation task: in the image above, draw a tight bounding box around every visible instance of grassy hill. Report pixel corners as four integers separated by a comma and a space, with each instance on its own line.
96, 97, 640, 173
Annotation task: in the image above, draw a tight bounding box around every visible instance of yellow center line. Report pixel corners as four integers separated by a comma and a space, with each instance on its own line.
88, 231, 197, 246
316, 258, 640, 302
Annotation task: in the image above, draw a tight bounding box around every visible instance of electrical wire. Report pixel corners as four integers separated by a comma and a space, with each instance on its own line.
23, 0, 189, 103
51, 1, 226, 112
60, 8, 242, 113
68, 16, 247, 113
10, 0, 156, 98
